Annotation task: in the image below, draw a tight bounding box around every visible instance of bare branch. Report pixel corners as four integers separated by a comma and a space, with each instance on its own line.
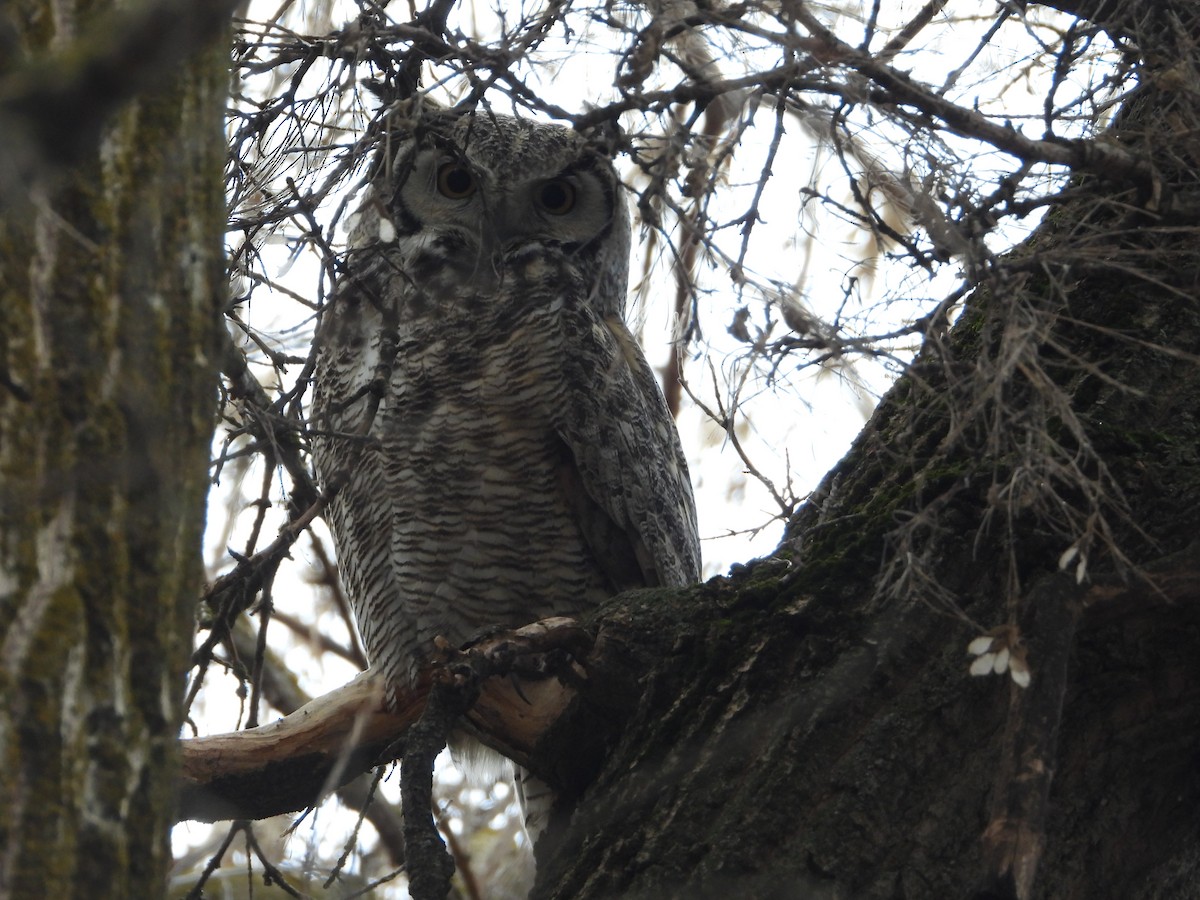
178, 618, 587, 823
788, 2, 1159, 196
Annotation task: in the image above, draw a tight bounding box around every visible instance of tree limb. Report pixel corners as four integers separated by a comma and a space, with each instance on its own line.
177, 618, 587, 823
178, 542, 1199, 827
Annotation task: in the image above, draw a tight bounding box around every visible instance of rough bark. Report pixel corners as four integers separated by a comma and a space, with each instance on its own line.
0, 3, 226, 896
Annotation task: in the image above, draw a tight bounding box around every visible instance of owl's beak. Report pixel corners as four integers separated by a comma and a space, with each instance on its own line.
464, 204, 553, 289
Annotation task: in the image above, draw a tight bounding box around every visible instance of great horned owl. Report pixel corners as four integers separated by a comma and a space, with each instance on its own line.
310, 108, 700, 831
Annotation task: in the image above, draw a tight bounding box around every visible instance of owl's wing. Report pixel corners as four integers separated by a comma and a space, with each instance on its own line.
554, 308, 701, 590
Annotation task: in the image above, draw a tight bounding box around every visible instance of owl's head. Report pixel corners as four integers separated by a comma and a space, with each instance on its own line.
351, 109, 630, 316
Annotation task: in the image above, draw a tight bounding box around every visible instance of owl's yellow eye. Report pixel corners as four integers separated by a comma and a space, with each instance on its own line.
536, 179, 576, 215
436, 163, 477, 199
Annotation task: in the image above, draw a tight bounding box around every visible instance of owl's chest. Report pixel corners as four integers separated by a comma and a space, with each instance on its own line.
387, 300, 566, 419
363, 315, 604, 610
366, 308, 568, 492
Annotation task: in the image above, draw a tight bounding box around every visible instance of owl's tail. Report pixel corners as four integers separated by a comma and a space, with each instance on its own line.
512, 763, 556, 849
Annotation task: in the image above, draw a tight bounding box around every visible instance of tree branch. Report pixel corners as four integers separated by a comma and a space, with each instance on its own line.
177, 618, 588, 823
787, 2, 1159, 197
178, 542, 1199, 827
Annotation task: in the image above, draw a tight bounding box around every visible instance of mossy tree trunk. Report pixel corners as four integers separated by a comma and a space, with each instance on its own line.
0, 4, 226, 897
535, 4, 1200, 899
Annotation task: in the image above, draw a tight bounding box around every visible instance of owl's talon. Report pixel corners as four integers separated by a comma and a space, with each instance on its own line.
508, 671, 533, 705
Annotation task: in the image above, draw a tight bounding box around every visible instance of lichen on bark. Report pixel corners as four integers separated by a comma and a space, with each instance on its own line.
0, 8, 227, 897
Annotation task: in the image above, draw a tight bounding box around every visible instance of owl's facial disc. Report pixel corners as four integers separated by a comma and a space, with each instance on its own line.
397, 149, 615, 274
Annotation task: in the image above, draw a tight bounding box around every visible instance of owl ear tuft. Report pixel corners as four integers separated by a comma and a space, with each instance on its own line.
578, 117, 626, 159
362, 79, 391, 103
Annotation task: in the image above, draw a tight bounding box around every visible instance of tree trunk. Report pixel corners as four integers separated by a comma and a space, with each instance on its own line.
0, 4, 226, 896
535, 5, 1200, 899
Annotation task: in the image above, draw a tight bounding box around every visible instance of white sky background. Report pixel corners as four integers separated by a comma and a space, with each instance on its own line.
177, 1, 1126, 894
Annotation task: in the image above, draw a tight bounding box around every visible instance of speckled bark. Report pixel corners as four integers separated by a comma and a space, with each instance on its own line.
0, 6, 225, 897
534, 5, 1200, 899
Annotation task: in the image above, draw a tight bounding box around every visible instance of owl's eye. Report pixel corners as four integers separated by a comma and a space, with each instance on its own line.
536, 179, 577, 215
436, 163, 477, 199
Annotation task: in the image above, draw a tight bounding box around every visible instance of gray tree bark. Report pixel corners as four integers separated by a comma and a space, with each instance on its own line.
0, 3, 227, 896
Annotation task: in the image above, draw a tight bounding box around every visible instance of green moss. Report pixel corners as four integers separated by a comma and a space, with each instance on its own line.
3, 584, 84, 896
